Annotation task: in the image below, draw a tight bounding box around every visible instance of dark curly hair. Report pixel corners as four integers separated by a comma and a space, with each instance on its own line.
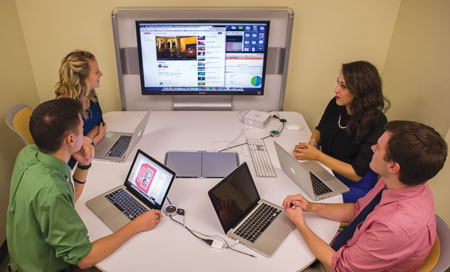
342, 61, 390, 143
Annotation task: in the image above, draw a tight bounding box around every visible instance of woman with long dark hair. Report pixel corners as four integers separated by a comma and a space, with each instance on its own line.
293, 61, 390, 202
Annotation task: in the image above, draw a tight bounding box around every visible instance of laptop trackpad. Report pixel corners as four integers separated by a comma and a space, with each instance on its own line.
253, 216, 293, 256
316, 169, 335, 181
95, 133, 118, 156
100, 207, 129, 231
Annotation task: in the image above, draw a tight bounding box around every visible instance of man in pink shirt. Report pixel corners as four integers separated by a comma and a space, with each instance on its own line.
283, 121, 447, 272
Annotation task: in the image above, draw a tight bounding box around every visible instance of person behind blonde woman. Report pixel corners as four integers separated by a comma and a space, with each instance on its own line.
293, 61, 390, 203
55, 49, 106, 168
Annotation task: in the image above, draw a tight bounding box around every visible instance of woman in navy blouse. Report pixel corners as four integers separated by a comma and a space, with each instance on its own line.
55, 50, 106, 168
293, 61, 390, 202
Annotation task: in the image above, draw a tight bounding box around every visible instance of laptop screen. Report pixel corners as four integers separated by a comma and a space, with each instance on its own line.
208, 162, 260, 232
125, 149, 176, 209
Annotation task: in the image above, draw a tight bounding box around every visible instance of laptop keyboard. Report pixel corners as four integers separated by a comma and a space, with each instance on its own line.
235, 203, 281, 243
105, 188, 148, 220
106, 135, 131, 158
246, 138, 276, 177
310, 173, 332, 195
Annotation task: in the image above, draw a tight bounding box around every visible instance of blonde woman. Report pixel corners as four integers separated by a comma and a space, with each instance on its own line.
55, 49, 106, 168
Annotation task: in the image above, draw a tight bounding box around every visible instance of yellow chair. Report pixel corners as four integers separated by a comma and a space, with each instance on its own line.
419, 214, 450, 272
419, 233, 440, 272
5, 104, 34, 145
339, 222, 349, 230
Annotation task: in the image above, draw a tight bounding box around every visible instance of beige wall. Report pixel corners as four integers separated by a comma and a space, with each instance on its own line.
0, 0, 40, 242
431, 128, 450, 227
284, 1, 400, 125
13, 0, 401, 117
2, 0, 449, 245
382, 0, 450, 224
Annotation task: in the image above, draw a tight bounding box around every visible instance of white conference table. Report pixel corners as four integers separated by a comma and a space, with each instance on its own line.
76, 111, 342, 272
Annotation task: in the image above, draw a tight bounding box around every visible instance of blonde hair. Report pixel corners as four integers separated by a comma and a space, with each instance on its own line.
55, 50, 98, 112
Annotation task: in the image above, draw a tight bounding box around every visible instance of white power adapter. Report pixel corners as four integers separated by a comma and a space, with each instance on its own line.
244, 110, 271, 128
211, 240, 224, 249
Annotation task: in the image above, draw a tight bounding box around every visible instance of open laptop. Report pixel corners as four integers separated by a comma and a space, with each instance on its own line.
87, 149, 176, 232
274, 141, 349, 201
208, 162, 294, 257
94, 111, 150, 162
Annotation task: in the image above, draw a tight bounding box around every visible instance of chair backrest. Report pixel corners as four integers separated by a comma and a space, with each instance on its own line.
5, 104, 34, 145
431, 214, 450, 272
419, 234, 440, 272
419, 214, 450, 272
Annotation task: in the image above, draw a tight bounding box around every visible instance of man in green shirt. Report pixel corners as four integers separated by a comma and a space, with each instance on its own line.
7, 98, 163, 271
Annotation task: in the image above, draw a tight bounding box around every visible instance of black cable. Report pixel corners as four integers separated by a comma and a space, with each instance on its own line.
218, 142, 248, 152
271, 113, 286, 135
218, 113, 287, 151
222, 241, 256, 258
186, 227, 255, 258
278, 120, 286, 134
169, 215, 210, 244
169, 215, 256, 258
272, 112, 287, 124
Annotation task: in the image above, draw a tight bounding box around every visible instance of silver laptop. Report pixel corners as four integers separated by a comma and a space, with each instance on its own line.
208, 162, 294, 257
87, 149, 176, 232
94, 111, 150, 162
274, 141, 349, 201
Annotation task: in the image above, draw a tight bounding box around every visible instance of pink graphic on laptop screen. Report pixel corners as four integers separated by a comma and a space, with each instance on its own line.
135, 163, 157, 194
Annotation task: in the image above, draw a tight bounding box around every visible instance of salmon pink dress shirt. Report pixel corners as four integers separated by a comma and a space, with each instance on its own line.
332, 178, 436, 271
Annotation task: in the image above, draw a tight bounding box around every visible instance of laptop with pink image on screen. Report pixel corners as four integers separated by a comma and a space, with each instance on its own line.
136, 163, 156, 194
86, 149, 176, 231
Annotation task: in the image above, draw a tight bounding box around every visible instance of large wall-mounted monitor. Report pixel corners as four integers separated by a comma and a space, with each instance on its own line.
112, 7, 294, 111
136, 21, 270, 95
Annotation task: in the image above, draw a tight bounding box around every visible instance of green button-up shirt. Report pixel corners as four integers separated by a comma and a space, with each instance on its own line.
7, 145, 92, 272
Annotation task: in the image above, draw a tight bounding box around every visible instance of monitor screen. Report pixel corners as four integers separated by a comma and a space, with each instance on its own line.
136, 21, 270, 95
125, 150, 175, 209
